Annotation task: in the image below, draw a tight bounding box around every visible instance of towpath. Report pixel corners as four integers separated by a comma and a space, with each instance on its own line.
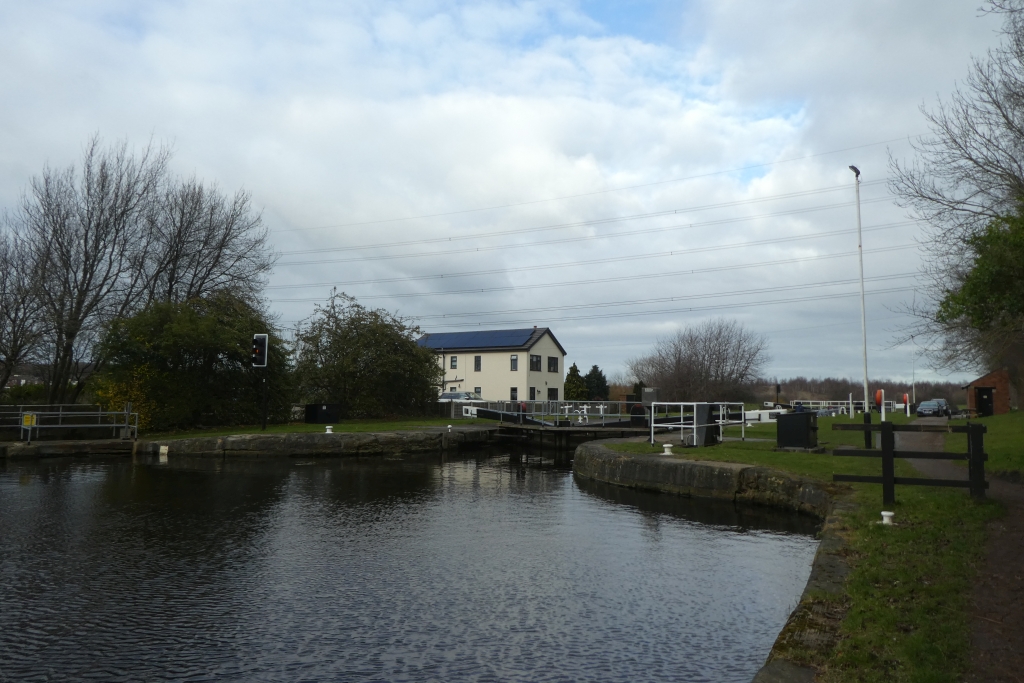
899, 417, 1024, 683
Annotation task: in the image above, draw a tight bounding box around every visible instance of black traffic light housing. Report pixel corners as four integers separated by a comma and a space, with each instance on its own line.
252, 333, 268, 368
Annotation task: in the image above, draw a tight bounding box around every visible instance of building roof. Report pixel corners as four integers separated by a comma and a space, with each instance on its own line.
418, 327, 566, 355
962, 367, 1010, 389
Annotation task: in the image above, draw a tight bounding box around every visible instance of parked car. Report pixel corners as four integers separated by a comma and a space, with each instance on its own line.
930, 398, 953, 417
916, 400, 944, 417
438, 391, 484, 403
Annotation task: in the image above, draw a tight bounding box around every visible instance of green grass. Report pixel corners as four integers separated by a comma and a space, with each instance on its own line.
144, 417, 492, 440
948, 410, 1024, 477
820, 487, 997, 683
607, 414, 1001, 683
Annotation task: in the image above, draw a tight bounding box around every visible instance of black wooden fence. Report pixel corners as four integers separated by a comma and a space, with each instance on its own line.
831, 421, 988, 504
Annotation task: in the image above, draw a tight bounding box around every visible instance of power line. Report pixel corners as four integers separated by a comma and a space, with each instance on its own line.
408, 273, 917, 321
269, 136, 916, 234
557, 313, 909, 350
276, 179, 888, 256
268, 243, 919, 302
275, 196, 899, 267
267, 237, 919, 294
421, 285, 916, 328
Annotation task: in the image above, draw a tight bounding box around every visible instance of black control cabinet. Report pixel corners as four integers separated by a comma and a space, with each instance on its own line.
776, 412, 818, 449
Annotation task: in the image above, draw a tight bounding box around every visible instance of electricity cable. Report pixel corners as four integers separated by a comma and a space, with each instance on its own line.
269, 136, 917, 234
276, 196, 898, 267
422, 285, 917, 328
403, 274, 917, 321
267, 241, 919, 294
277, 179, 887, 255
269, 243, 919, 302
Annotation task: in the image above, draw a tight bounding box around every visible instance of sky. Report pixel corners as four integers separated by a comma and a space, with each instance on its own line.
0, 0, 1005, 385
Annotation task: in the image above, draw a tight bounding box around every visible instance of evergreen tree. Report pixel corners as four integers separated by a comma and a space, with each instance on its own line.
584, 364, 610, 400
564, 363, 588, 401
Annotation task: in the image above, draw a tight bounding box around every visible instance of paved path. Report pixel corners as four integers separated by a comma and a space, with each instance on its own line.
899, 417, 1024, 683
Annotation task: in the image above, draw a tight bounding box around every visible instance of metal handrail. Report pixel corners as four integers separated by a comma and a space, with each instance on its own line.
649, 402, 747, 446
20, 403, 138, 444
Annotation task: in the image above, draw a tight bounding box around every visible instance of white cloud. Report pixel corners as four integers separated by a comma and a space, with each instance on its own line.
0, 0, 1003, 385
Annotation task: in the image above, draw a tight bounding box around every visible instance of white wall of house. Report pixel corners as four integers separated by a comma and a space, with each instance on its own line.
437, 331, 565, 401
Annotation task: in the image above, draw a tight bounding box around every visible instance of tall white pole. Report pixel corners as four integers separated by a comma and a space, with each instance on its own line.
850, 166, 870, 414
912, 354, 916, 405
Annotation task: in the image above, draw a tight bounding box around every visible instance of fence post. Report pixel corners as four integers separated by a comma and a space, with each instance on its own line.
863, 411, 872, 449
968, 422, 987, 499
881, 420, 895, 505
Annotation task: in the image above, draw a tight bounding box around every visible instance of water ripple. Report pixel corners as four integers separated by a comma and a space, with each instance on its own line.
0, 453, 818, 682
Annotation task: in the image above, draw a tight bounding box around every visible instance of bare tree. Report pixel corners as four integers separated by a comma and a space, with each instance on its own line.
19, 136, 169, 403
889, 1, 1024, 384
144, 177, 273, 304
628, 318, 770, 401
10, 135, 277, 404
0, 228, 43, 390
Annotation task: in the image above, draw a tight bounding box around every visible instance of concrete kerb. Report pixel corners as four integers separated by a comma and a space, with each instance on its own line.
572, 439, 855, 682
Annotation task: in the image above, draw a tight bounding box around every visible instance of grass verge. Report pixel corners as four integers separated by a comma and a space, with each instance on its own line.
607, 414, 1001, 683
144, 417, 492, 441
948, 410, 1024, 479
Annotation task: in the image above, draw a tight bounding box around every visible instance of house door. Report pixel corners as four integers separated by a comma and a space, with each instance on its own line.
976, 387, 995, 417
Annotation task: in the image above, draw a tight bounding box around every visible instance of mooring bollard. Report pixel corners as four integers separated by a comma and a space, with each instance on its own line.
325, 425, 333, 434
662, 443, 673, 455
881, 511, 894, 525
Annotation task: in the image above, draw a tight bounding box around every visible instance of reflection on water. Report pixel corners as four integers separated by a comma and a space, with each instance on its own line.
0, 449, 819, 682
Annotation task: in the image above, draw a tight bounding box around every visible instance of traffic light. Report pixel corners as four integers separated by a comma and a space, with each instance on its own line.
252, 333, 268, 368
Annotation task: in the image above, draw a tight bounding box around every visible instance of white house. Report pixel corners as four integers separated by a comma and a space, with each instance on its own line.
418, 327, 566, 401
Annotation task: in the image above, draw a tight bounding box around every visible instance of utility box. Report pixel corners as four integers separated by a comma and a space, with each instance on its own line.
776, 412, 818, 449
692, 403, 717, 447
305, 403, 341, 424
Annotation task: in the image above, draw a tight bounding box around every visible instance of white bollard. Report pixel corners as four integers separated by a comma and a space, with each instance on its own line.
325, 425, 333, 434
158, 445, 169, 464
448, 424, 452, 433
881, 511, 895, 525
662, 443, 673, 455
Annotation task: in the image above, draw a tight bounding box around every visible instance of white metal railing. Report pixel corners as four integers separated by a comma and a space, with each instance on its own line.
19, 403, 139, 444
763, 398, 898, 415
468, 400, 639, 426
649, 402, 746, 446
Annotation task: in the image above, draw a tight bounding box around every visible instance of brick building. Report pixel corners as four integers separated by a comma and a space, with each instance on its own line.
963, 368, 1013, 417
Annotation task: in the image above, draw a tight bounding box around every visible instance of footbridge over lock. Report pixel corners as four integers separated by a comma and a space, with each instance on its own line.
468, 400, 748, 450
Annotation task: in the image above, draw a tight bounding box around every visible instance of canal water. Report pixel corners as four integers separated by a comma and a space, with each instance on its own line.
0, 450, 820, 683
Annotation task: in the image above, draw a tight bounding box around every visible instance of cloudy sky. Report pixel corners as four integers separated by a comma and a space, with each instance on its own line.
0, 0, 1005, 384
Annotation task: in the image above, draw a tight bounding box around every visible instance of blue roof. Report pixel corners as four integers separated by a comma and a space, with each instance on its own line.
418, 327, 565, 354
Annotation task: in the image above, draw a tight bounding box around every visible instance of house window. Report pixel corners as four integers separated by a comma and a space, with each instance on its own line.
548, 388, 558, 400
530, 355, 541, 371
450, 356, 458, 369
547, 356, 558, 373
510, 387, 518, 401
474, 387, 481, 395
474, 355, 481, 371
529, 387, 536, 400
510, 354, 518, 371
